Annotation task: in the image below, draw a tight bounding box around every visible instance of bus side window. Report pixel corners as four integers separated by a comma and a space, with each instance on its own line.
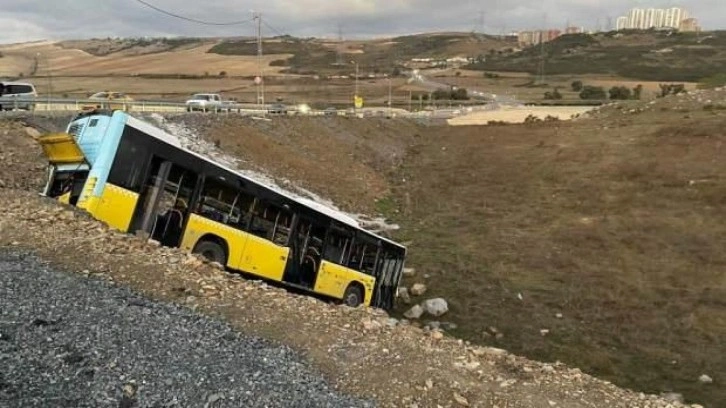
324, 227, 352, 265
250, 200, 292, 245
196, 178, 254, 229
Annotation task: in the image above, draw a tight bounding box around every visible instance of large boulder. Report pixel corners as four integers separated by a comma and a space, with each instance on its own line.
423, 298, 449, 317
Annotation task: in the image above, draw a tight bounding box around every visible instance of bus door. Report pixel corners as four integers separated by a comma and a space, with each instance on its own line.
130, 156, 197, 246
284, 217, 325, 288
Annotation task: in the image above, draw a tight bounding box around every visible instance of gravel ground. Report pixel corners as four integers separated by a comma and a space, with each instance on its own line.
0, 248, 371, 408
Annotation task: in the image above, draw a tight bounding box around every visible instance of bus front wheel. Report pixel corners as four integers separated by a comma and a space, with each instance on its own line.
193, 240, 227, 265
343, 284, 364, 308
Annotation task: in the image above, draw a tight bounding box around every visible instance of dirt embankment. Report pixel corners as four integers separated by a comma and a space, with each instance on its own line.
0, 118, 698, 408
158, 94, 726, 407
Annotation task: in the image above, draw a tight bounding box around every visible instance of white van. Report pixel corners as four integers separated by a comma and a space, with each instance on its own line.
0, 81, 37, 111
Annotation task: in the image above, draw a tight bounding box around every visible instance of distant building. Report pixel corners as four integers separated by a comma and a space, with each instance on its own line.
517, 29, 562, 47
680, 18, 701, 32
617, 7, 690, 30
616, 16, 629, 31
565, 26, 584, 35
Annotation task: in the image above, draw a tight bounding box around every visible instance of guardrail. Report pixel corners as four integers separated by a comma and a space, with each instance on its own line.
1, 96, 550, 121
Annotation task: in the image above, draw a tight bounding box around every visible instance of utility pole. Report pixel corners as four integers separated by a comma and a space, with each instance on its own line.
538, 12, 547, 85
336, 23, 344, 66
387, 76, 392, 117
36, 52, 52, 108
253, 12, 264, 110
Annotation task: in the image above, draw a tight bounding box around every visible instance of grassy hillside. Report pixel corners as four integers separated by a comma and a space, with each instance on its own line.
469, 30, 726, 82
183, 98, 726, 407
207, 33, 513, 74
59, 37, 204, 56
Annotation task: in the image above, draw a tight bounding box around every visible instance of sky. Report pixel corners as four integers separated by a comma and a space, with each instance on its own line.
0, 0, 721, 44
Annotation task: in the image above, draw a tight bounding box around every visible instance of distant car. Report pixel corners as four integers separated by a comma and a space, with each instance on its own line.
0, 81, 37, 111
186, 93, 228, 112
267, 103, 288, 115
83, 91, 133, 111
323, 107, 337, 117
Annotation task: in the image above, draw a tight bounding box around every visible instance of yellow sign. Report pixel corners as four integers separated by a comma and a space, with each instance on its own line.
354, 95, 363, 109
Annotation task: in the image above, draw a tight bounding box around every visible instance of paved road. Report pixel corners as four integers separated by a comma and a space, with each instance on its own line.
0, 249, 372, 408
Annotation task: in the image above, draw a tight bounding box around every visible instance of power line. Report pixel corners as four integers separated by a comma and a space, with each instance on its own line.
133, 0, 253, 26
262, 20, 287, 37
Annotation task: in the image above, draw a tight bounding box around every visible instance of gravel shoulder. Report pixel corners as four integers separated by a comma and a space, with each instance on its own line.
0, 249, 370, 408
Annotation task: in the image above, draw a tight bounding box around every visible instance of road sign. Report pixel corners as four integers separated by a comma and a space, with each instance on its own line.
354, 95, 363, 109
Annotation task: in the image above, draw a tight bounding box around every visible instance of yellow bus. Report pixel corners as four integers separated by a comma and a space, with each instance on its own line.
36, 110, 406, 309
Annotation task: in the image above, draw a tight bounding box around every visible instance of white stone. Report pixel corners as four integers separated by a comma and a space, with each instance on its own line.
699, 374, 713, 384
410, 283, 428, 296
423, 298, 449, 317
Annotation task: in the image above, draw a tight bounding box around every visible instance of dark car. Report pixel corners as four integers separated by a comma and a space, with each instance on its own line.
267, 103, 287, 115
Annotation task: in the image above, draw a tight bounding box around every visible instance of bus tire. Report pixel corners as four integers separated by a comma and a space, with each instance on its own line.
193, 240, 227, 265
343, 284, 364, 308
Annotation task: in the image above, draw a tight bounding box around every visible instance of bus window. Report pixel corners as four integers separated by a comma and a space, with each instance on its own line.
107, 130, 147, 193
196, 178, 254, 229
250, 200, 292, 246
361, 244, 380, 275
323, 226, 352, 265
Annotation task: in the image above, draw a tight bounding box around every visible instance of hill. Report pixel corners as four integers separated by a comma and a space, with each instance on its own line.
468, 30, 726, 82
207, 32, 514, 74
132, 93, 726, 406
0, 115, 701, 408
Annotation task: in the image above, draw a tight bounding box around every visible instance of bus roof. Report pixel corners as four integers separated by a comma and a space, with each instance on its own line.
118, 113, 405, 250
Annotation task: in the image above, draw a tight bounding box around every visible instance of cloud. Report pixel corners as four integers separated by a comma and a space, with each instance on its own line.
0, 0, 721, 43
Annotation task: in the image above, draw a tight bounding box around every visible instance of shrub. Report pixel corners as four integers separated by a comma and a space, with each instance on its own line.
579, 85, 606, 100
609, 86, 632, 100
571, 80, 583, 92
544, 88, 563, 100
659, 83, 686, 97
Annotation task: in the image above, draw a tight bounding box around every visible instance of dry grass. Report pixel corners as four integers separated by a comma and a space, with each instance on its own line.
186, 110, 726, 406
391, 115, 726, 406
0, 42, 289, 77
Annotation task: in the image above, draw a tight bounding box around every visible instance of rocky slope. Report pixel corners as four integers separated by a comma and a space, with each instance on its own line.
0, 117, 705, 407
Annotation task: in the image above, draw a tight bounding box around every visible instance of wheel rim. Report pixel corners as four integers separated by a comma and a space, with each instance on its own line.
202, 250, 218, 263
346, 291, 360, 307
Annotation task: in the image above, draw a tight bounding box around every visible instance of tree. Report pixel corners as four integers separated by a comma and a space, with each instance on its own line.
608, 86, 632, 100
571, 80, 583, 92
579, 85, 606, 100
659, 83, 686, 98
391, 67, 401, 77
544, 87, 563, 100
432, 87, 469, 100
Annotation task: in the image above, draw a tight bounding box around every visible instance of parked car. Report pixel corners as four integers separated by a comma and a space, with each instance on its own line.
267, 103, 288, 115
0, 81, 37, 111
185, 93, 232, 112
323, 107, 337, 117
83, 91, 134, 111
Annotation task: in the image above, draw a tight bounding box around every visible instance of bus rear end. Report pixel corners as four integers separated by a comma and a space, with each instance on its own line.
38, 111, 118, 207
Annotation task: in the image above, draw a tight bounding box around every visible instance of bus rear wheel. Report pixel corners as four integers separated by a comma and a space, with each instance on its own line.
193, 240, 227, 265
343, 284, 364, 308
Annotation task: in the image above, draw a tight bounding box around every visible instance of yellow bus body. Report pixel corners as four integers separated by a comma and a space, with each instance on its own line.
180, 213, 375, 306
